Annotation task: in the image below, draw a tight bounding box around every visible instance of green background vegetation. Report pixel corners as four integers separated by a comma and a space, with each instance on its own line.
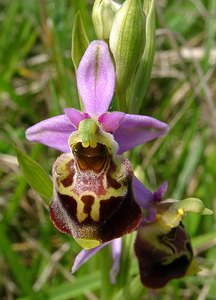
0, 0, 215, 299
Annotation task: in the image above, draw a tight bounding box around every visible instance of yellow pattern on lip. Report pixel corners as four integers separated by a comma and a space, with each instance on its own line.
55, 153, 127, 223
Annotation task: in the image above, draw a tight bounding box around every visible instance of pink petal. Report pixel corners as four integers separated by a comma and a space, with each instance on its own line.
72, 239, 122, 284
98, 112, 125, 133
77, 40, 115, 116
153, 181, 168, 202
110, 238, 122, 284
133, 177, 156, 222
64, 108, 90, 128
133, 178, 168, 223
113, 114, 169, 154
25, 115, 76, 152
71, 242, 109, 274
133, 177, 154, 209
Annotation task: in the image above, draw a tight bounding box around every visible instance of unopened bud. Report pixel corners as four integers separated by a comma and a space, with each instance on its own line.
92, 0, 120, 40
109, 0, 145, 101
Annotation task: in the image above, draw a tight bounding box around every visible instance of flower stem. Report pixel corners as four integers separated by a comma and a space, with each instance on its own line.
117, 233, 135, 288
99, 246, 114, 300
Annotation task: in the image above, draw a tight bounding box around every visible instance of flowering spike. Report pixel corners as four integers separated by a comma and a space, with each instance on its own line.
25, 15, 169, 254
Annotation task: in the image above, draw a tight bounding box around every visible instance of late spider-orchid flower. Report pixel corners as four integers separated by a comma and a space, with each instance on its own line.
26, 40, 168, 249
134, 181, 213, 289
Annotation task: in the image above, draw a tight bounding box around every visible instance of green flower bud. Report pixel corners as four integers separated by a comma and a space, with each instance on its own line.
128, 0, 156, 113
174, 198, 213, 215
155, 198, 213, 230
109, 0, 145, 110
92, 0, 120, 40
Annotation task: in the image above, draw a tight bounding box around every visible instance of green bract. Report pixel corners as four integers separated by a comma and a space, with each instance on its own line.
14, 145, 53, 201
71, 12, 89, 70
128, 0, 156, 113
109, 0, 146, 111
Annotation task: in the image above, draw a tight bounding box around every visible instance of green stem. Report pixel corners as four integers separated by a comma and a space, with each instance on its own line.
99, 246, 114, 300
116, 90, 128, 113
117, 233, 135, 289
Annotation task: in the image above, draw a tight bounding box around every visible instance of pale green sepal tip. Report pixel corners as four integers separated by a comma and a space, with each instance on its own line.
76, 238, 101, 249
186, 259, 200, 276
175, 198, 213, 216
92, 0, 119, 40
78, 119, 98, 148
71, 11, 89, 70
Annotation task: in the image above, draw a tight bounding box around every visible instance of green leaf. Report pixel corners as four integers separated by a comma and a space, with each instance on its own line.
192, 231, 216, 249
116, 233, 136, 290
18, 272, 101, 300
113, 276, 146, 300
71, 11, 89, 70
0, 224, 34, 297
14, 145, 53, 202
49, 272, 100, 300
173, 136, 205, 199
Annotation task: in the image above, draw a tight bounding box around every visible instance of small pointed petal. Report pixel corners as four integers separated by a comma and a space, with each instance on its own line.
98, 112, 125, 133
64, 108, 90, 128
153, 181, 168, 202
133, 177, 156, 223
72, 243, 109, 274
110, 238, 122, 284
133, 177, 154, 209
113, 114, 169, 154
26, 115, 76, 152
77, 40, 115, 116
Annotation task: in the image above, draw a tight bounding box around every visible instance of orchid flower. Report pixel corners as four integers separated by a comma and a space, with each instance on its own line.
134, 181, 212, 289
26, 40, 168, 249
